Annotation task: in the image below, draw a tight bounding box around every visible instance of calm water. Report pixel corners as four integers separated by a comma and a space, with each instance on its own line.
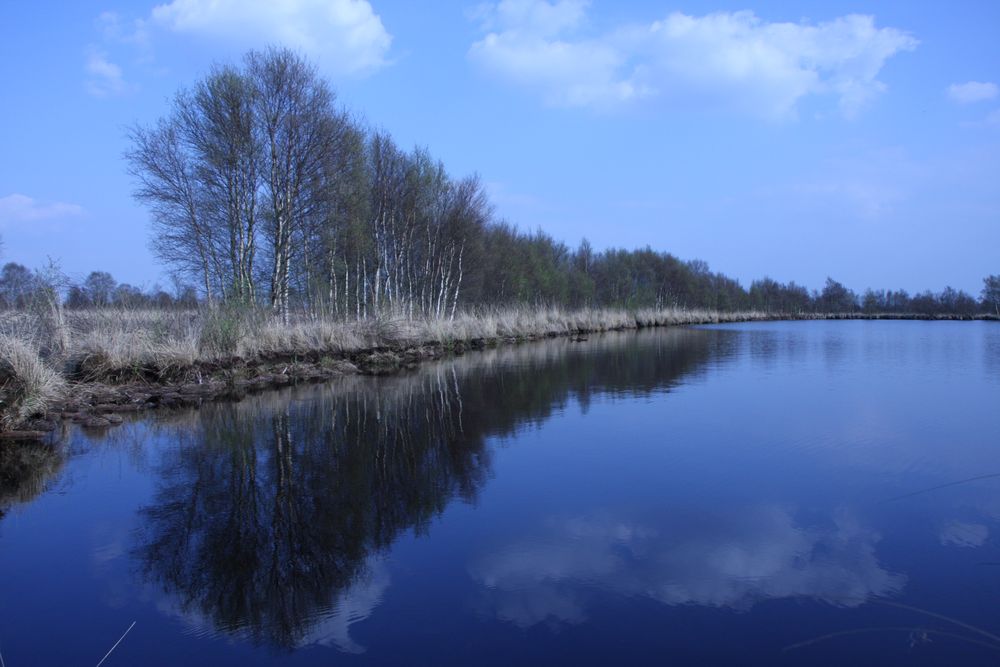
2, 321, 999, 665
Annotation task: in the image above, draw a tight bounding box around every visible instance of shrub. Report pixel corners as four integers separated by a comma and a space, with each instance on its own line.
198, 304, 257, 358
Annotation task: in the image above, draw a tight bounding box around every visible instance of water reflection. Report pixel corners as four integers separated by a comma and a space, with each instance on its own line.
135, 375, 487, 650
0, 440, 65, 521
939, 521, 990, 548
134, 328, 723, 650
470, 507, 905, 628
153, 555, 391, 654
3, 323, 1000, 664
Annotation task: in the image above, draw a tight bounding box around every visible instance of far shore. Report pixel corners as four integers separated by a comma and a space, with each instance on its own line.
0, 306, 996, 439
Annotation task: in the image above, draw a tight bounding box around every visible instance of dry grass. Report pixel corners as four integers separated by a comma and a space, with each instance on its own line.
0, 334, 65, 429
0, 303, 990, 429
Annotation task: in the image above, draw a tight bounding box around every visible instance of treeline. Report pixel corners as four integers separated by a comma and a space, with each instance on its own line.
3, 258, 995, 319
749, 276, 999, 316
122, 46, 998, 320
0, 263, 195, 310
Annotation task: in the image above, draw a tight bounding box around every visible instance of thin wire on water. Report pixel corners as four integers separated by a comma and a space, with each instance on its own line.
783, 626, 1000, 653
95, 621, 136, 667
782, 596, 1000, 654
880, 472, 1000, 503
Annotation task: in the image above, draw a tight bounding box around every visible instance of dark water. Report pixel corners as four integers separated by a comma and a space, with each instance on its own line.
2, 321, 1000, 665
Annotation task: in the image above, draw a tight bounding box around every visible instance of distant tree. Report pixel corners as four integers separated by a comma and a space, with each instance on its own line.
819, 278, 857, 313
983, 275, 1000, 316
886, 289, 910, 312
910, 291, 939, 315
176, 285, 199, 308
65, 285, 91, 309
82, 271, 117, 307
0, 262, 36, 308
150, 289, 175, 309
112, 283, 145, 308
952, 289, 979, 316
861, 289, 884, 314
750, 277, 784, 312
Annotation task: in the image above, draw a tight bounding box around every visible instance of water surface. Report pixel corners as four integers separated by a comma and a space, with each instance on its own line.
1, 321, 999, 665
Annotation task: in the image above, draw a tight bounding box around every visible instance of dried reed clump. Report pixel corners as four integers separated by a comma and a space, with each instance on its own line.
0, 335, 64, 428
65, 308, 200, 380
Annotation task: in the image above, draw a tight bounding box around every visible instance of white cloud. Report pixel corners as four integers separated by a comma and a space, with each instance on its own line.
470, 2, 917, 118
0, 194, 84, 225
476, 0, 589, 37
82, 12, 152, 98
150, 0, 393, 77
97, 11, 150, 49
84, 48, 128, 97
947, 81, 998, 105
469, 1, 645, 108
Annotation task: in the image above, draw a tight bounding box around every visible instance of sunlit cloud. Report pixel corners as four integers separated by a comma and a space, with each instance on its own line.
150, 0, 393, 77
469, 1, 917, 119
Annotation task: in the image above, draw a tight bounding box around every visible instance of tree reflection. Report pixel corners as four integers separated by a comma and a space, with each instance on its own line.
0, 440, 65, 522
135, 328, 721, 650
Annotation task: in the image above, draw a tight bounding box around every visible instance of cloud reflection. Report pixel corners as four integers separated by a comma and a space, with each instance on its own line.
471, 507, 904, 628
939, 521, 990, 548
152, 557, 390, 654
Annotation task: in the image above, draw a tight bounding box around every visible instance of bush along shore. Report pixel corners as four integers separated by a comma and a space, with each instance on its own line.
0, 306, 996, 439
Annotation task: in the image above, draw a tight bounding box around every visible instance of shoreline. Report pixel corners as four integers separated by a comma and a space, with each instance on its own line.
2, 310, 996, 440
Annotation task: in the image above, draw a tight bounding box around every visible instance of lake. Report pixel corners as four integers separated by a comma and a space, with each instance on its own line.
1, 320, 999, 665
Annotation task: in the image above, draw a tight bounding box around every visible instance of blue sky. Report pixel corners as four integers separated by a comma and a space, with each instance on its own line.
1, 0, 997, 295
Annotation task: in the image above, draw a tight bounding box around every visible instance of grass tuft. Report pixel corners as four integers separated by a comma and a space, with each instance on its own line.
0, 335, 64, 429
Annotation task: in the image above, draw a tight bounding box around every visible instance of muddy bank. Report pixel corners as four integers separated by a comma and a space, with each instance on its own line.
11, 335, 537, 440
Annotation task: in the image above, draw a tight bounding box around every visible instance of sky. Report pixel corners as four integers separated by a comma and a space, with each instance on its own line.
0, 0, 997, 295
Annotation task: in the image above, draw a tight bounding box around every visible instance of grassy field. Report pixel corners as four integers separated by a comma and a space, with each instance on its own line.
0, 304, 994, 432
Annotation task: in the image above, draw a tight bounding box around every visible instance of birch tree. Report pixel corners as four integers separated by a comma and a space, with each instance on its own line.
126, 65, 259, 303
248, 47, 340, 323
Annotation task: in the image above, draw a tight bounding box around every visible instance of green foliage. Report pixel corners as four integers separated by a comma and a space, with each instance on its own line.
198, 304, 258, 358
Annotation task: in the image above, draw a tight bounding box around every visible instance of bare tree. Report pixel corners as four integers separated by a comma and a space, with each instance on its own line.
128, 47, 488, 320
248, 47, 341, 323
126, 119, 221, 301
178, 65, 260, 303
